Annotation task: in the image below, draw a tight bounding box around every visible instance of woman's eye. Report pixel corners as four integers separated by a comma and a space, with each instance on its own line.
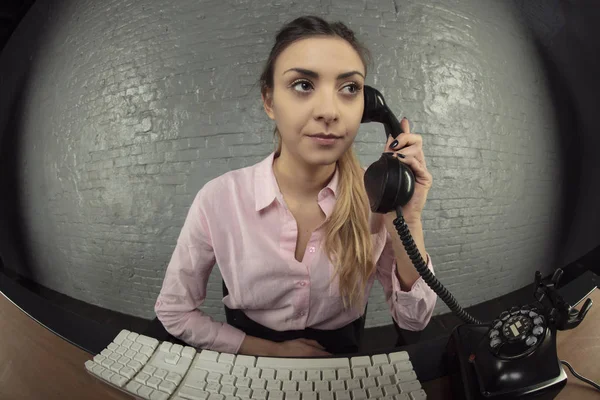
291, 80, 362, 95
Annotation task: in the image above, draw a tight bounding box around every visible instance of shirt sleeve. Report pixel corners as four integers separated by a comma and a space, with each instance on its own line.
154, 183, 247, 354
375, 230, 437, 331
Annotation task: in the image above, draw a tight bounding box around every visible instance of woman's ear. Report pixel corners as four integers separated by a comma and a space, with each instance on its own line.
262, 89, 275, 120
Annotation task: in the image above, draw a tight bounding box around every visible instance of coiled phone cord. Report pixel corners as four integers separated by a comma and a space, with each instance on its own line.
392, 206, 483, 325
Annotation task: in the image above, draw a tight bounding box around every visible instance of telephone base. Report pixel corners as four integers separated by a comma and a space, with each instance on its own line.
445, 324, 567, 399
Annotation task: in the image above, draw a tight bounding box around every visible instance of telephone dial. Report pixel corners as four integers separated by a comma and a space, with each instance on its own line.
360, 85, 596, 399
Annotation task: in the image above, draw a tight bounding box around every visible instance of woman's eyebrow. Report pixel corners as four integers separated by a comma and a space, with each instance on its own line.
283, 68, 365, 80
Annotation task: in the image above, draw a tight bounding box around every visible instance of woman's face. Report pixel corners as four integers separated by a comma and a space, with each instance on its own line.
262, 36, 365, 167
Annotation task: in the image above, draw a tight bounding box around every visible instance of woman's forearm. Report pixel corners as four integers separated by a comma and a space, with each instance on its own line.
238, 335, 279, 356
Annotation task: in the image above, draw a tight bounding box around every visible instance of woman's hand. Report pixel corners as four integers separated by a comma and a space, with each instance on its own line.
273, 338, 332, 357
382, 118, 433, 226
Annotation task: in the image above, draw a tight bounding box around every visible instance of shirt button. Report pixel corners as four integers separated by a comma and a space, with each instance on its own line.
300, 281, 306, 286
309, 247, 316, 253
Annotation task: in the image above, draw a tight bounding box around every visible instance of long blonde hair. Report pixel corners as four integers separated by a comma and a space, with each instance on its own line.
256, 16, 375, 311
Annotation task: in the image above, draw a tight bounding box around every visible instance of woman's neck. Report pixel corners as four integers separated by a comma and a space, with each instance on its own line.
273, 150, 337, 202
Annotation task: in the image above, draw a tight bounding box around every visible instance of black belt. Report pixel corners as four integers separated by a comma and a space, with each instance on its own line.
222, 281, 367, 355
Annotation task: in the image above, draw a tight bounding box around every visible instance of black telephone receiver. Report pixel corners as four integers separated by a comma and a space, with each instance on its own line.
360, 85, 596, 399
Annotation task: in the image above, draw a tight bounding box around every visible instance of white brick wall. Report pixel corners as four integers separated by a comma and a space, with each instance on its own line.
0, 0, 561, 327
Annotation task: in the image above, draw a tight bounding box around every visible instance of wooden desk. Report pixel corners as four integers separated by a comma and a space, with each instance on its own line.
0, 292, 130, 400
421, 288, 599, 399
0, 283, 597, 400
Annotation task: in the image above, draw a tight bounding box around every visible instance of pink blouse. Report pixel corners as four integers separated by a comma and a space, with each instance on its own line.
154, 151, 437, 354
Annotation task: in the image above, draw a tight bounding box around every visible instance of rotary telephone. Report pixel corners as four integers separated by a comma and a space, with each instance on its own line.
360, 85, 596, 399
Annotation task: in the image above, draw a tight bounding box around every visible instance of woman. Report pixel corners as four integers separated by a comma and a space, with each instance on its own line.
154, 15, 436, 357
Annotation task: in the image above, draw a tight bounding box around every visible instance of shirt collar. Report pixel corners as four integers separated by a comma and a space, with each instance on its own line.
254, 151, 340, 212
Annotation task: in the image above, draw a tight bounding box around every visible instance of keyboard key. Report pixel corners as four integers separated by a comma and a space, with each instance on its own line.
150, 391, 170, 400
108, 342, 118, 351
377, 375, 394, 387
394, 361, 413, 373
110, 362, 124, 373
252, 388, 268, 400
101, 348, 113, 357
330, 381, 345, 392
247, 367, 262, 379
399, 380, 421, 392
205, 382, 221, 394
159, 342, 172, 353
237, 387, 252, 398
283, 381, 297, 391
155, 368, 168, 380
382, 385, 399, 396
352, 368, 366, 379
388, 352, 409, 363
306, 370, 321, 381
226, 397, 240, 400
128, 359, 143, 371
408, 389, 426, 400
120, 366, 135, 379
302, 392, 317, 400
115, 345, 128, 355
165, 353, 181, 365
131, 342, 143, 352
236, 377, 251, 388
367, 366, 381, 377
372, 354, 389, 366
109, 352, 121, 361
147, 376, 162, 389
350, 356, 371, 368
102, 359, 115, 368
179, 386, 210, 400
351, 389, 367, 400
182, 346, 197, 359
207, 372, 222, 384
126, 379, 142, 393
381, 365, 396, 376
257, 357, 349, 370
266, 379, 282, 391
322, 370, 336, 382
292, 370, 306, 381
113, 330, 131, 345
261, 368, 276, 380
221, 385, 237, 396
185, 369, 208, 388
235, 355, 256, 367
134, 353, 150, 364
143, 365, 158, 375
394, 395, 410, 400
285, 391, 301, 400
318, 392, 334, 400
166, 371, 183, 385
141, 345, 155, 357
334, 390, 350, 400
122, 339, 134, 348
276, 369, 290, 381
127, 332, 139, 342
222, 375, 237, 386
233, 365, 248, 377
345, 380, 360, 391
199, 350, 220, 362
337, 369, 351, 380
119, 355, 131, 366
268, 390, 284, 400
136, 335, 159, 350
361, 377, 376, 390
251, 378, 267, 389
171, 344, 184, 355
93, 354, 106, 364
135, 386, 152, 400
125, 349, 137, 358
298, 381, 313, 392
159, 379, 177, 394
367, 387, 383, 398
136, 372, 151, 384
218, 353, 236, 365
314, 381, 329, 392
395, 371, 417, 383
194, 359, 233, 375
101, 369, 115, 380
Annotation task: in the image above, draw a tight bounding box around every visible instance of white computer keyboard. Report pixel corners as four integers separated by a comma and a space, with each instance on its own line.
84, 329, 427, 400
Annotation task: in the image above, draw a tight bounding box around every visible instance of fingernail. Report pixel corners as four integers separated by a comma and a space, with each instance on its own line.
397, 153, 406, 158
390, 139, 399, 149
402, 117, 407, 121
